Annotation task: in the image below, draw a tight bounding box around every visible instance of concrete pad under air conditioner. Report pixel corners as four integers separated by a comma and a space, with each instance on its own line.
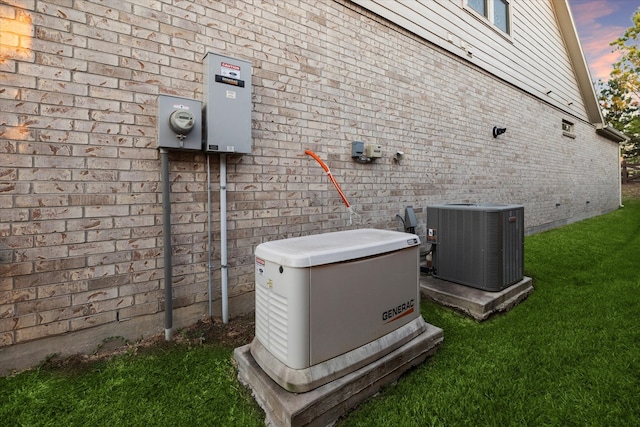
234, 320, 443, 427
420, 274, 533, 321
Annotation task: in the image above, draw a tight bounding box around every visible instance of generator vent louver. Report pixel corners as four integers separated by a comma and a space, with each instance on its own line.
255, 284, 288, 363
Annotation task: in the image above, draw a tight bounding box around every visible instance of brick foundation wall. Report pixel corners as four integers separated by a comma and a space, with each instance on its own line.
0, 0, 620, 372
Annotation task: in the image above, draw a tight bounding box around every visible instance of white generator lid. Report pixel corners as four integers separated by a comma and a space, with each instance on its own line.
255, 229, 420, 268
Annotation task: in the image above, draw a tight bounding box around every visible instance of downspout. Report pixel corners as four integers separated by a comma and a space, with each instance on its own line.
220, 154, 229, 324
619, 151, 624, 208
160, 148, 173, 341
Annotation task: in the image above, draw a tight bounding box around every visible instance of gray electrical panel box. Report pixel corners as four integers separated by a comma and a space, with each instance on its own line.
426, 204, 524, 291
203, 52, 252, 154
157, 95, 202, 151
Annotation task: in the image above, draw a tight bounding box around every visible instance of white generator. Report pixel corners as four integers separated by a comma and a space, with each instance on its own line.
253, 229, 421, 382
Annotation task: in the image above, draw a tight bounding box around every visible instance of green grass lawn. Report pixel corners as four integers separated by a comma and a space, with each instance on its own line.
2, 199, 640, 426
1, 344, 264, 427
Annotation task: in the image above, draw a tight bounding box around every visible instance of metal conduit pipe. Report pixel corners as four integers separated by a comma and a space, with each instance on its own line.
160, 148, 173, 341
207, 155, 213, 318
220, 153, 228, 323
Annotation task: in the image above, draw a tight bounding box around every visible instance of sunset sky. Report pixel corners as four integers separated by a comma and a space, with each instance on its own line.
567, 0, 639, 82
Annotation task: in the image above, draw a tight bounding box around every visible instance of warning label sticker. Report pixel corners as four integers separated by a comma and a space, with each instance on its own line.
256, 257, 265, 277
220, 62, 241, 79
427, 228, 438, 243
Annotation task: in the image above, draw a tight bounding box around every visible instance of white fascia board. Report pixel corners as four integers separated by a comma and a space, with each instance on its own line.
552, 0, 605, 125
596, 124, 630, 143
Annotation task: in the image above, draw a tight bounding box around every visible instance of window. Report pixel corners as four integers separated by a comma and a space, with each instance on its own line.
562, 119, 575, 138
466, 0, 511, 34
468, 0, 486, 16
493, 0, 509, 33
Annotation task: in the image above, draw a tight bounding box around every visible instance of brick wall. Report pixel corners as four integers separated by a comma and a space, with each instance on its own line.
0, 0, 620, 372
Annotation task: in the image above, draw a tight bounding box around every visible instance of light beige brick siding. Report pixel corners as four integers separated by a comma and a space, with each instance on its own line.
0, 0, 620, 372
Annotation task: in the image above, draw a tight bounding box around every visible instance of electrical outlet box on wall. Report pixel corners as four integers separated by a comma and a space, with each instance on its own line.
365, 144, 382, 158
351, 141, 364, 158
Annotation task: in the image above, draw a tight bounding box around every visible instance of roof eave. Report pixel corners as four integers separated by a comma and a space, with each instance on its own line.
552, 0, 605, 126
596, 124, 630, 143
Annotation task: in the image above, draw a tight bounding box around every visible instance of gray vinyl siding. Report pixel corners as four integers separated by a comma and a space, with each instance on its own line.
351, 0, 588, 121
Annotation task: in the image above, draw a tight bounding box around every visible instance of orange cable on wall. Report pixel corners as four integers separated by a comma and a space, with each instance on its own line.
305, 149, 360, 224
304, 149, 350, 208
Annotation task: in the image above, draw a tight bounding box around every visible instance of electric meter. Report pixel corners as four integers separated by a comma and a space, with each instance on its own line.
157, 95, 202, 150
169, 109, 195, 134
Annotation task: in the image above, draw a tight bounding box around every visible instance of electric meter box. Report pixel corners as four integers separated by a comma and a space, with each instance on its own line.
203, 52, 252, 154
157, 95, 202, 151
253, 229, 421, 371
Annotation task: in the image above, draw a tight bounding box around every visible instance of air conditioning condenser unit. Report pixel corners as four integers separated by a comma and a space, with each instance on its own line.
426, 204, 524, 291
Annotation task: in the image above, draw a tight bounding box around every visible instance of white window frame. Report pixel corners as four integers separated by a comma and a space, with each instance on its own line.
562, 119, 576, 139
464, 0, 512, 36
